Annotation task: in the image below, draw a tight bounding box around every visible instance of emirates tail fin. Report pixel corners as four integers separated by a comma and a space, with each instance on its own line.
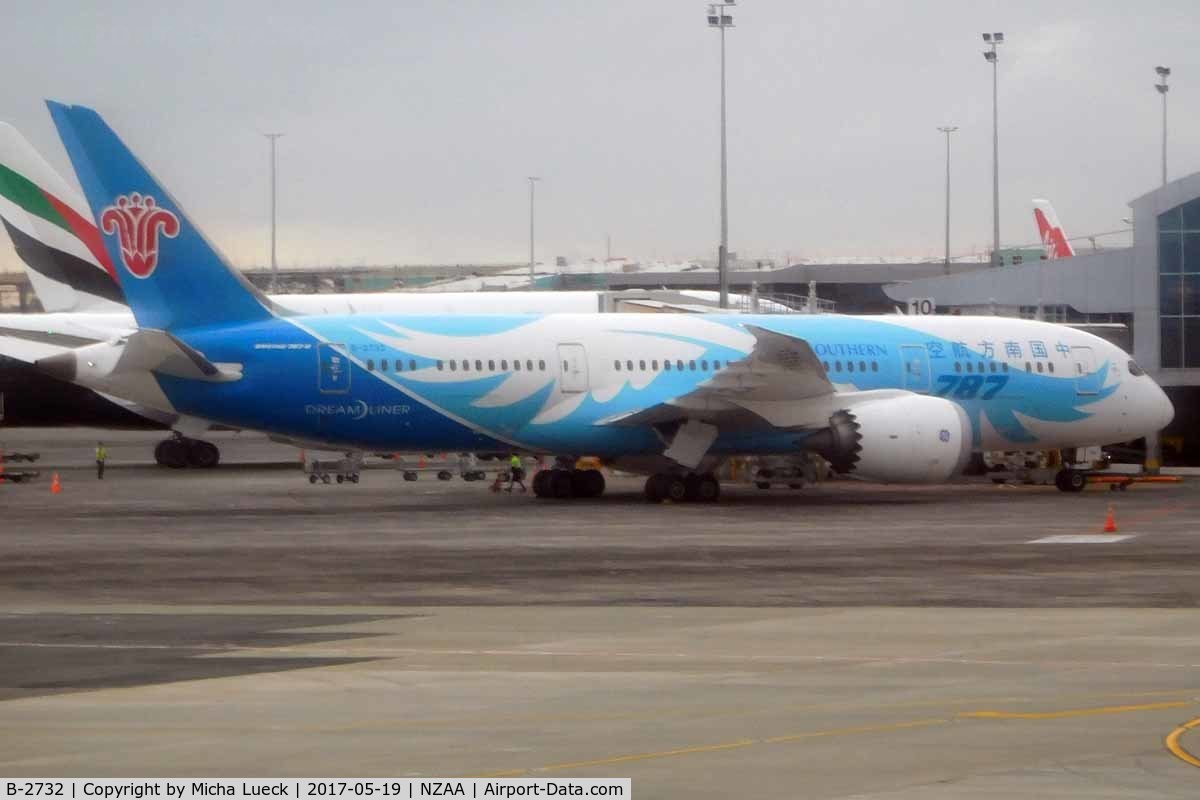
0, 122, 126, 312
1032, 199, 1075, 260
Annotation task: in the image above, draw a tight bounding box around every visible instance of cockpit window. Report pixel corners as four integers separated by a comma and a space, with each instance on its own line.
1128, 359, 1145, 377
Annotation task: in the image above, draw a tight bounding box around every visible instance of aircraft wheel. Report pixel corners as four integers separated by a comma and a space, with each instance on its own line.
154, 440, 170, 466
584, 469, 605, 498
644, 475, 663, 502
1055, 469, 1086, 493
532, 469, 551, 498
696, 474, 720, 502
550, 469, 574, 499
186, 440, 220, 468
662, 474, 688, 503
158, 438, 189, 469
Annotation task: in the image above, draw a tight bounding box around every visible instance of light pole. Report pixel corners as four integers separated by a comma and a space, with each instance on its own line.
1156, 66, 1170, 186
707, 2, 735, 308
982, 32, 1003, 267
527, 176, 540, 288
263, 133, 284, 292
937, 126, 958, 275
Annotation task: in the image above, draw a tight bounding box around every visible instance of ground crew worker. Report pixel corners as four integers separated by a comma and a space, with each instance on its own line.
95, 441, 107, 480
507, 453, 526, 493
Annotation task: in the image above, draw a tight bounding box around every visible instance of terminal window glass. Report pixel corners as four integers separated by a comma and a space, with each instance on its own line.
1158, 196, 1200, 366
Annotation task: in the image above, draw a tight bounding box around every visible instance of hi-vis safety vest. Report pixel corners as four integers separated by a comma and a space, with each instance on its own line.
96, 446, 107, 461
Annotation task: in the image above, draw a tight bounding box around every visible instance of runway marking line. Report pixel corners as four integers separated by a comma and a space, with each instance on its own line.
477, 700, 1195, 778
475, 719, 950, 777
1028, 534, 1135, 544
1166, 715, 1200, 769
960, 700, 1191, 720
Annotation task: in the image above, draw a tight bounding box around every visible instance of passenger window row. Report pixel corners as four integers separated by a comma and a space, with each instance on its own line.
613, 359, 733, 372
952, 361, 1011, 374
1023, 361, 1055, 374
364, 358, 547, 373
822, 360, 880, 374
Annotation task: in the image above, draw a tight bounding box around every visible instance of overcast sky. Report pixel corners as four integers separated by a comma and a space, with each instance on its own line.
2, 0, 1198, 270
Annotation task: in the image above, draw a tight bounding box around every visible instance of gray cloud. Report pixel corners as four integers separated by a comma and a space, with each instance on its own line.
1, 0, 1197, 270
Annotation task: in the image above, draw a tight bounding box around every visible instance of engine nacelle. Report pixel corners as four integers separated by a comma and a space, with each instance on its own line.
811, 394, 972, 484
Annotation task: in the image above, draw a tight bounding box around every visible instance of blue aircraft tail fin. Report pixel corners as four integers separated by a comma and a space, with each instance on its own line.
46, 101, 274, 331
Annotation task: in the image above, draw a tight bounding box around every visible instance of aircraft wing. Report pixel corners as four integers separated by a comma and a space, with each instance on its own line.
602, 324, 838, 429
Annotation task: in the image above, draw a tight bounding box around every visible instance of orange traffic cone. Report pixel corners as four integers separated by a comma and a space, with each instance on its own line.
50, 472, 61, 495
1103, 504, 1118, 533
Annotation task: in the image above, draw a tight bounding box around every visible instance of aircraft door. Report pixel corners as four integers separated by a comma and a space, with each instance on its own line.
318, 343, 351, 394
900, 345, 931, 393
1072, 345, 1098, 395
557, 343, 589, 393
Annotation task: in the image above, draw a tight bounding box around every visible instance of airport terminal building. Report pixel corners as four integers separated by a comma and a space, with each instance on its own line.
884, 172, 1200, 465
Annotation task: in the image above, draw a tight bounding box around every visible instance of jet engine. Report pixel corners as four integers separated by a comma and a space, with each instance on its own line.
808, 394, 972, 483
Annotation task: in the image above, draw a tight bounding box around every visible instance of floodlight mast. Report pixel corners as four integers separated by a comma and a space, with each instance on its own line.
263, 133, 284, 292
708, 1, 735, 308
982, 32, 1003, 267
1156, 66, 1171, 186
938, 126, 958, 275
528, 177, 541, 287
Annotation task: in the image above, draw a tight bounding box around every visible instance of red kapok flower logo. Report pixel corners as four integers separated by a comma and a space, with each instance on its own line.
100, 193, 180, 279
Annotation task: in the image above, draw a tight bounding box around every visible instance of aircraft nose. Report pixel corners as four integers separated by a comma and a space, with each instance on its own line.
1148, 380, 1175, 431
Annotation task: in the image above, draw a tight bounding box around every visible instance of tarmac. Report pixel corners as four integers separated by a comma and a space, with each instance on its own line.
1, 427, 1199, 797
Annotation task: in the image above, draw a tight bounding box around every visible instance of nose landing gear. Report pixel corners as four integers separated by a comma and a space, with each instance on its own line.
1054, 469, 1088, 493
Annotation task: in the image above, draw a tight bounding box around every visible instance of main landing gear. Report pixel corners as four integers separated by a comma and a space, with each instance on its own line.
532, 467, 606, 499
154, 435, 220, 469
1054, 469, 1088, 493
644, 472, 720, 503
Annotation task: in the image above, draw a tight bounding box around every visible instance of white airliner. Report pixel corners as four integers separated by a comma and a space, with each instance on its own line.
0, 102, 1174, 499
